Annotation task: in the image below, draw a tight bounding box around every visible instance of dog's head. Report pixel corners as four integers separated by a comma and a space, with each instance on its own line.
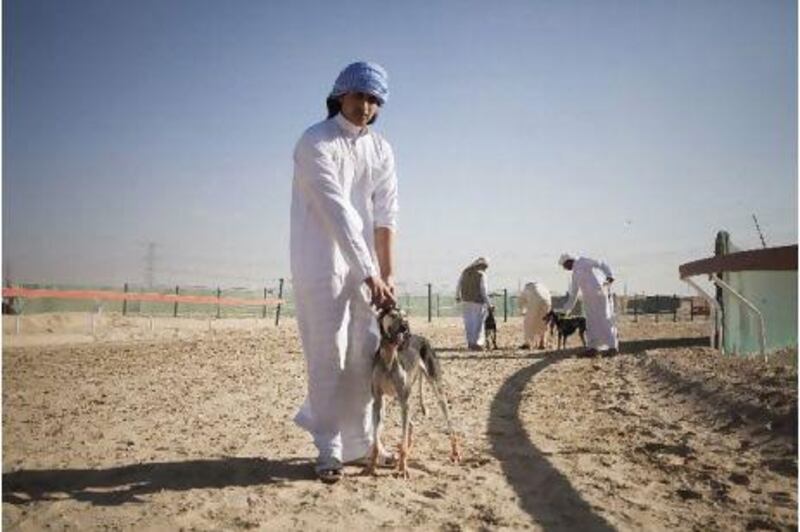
376, 306, 409, 367
377, 306, 410, 346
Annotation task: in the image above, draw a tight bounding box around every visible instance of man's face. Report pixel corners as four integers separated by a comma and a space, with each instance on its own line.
339, 91, 380, 128
563, 259, 575, 271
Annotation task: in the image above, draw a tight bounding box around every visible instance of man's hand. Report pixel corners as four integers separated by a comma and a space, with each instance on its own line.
365, 275, 396, 309
383, 275, 396, 296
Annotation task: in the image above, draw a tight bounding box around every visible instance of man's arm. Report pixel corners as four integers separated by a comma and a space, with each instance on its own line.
294, 139, 378, 282
585, 257, 614, 283
599, 260, 614, 283
479, 272, 489, 305
370, 139, 399, 307
559, 273, 580, 315
374, 227, 395, 293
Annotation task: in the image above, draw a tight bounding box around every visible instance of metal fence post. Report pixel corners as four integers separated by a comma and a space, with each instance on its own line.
263, 288, 268, 319
673, 294, 678, 322
216, 287, 221, 319
436, 293, 440, 318
503, 288, 508, 322
122, 283, 128, 316
275, 278, 284, 326
173, 285, 179, 317
655, 295, 659, 322
427, 283, 432, 322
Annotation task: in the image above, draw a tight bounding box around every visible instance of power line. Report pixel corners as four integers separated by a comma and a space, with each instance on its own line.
752, 214, 767, 249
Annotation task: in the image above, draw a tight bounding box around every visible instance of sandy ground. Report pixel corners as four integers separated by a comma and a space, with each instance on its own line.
2, 312, 797, 531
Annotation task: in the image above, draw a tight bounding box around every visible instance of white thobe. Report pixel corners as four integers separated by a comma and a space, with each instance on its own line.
518, 281, 552, 345
290, 113, 398, 463
457, 271, 489, 347
558, 257, 618, 350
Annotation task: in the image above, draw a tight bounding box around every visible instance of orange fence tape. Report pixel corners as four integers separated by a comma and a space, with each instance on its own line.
2, 288, 283, 308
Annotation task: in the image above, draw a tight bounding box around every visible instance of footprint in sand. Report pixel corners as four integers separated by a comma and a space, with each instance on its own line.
676, 488, 702, 500
729, 472, 750, 485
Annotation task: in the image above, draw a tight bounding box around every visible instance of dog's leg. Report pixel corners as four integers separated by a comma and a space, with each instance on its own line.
429, 378, 462, 464
418, 374, 428, 417
396, 395, 412, 479
418, 368, 428, 417
363, 392, 384, 476
579, 329, 586, 347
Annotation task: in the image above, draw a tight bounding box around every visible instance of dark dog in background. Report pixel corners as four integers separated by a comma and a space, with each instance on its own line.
543, 310, 586, 350
484, 305, 498, 350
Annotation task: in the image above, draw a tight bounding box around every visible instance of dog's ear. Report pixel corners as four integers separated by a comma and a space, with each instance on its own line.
377, 307, 392, 335
397, 310, 411, 334
378, 312, 394, 334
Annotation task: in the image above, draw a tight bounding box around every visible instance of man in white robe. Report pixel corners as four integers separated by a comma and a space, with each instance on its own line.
517, 281, 552, 350
555, 253, 619, 357
455, 257, 490, 350
290, 61, 398, 482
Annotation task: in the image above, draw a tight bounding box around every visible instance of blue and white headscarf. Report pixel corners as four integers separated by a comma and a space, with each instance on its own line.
329, 61, 389, 105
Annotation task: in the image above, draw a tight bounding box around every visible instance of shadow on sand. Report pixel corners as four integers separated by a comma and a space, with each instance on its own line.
3, 456, 313, 506
485, 336, 710, 530
439, 346, 584, 361
619, 335, 710, 353
440, 336, 710, 361
487, 351, 615, 531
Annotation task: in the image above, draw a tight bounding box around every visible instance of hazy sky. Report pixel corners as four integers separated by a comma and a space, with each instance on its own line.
3, 0, 797, 296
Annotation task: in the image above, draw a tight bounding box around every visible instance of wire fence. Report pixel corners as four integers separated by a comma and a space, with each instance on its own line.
2, 280, 709, 324
3, 282, 285, 320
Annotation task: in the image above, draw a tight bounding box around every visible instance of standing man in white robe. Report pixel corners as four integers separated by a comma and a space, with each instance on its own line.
517, 281, 552, 350
290, 61, 398, 483
555, 253, 619, 357
455, 257, 490, 350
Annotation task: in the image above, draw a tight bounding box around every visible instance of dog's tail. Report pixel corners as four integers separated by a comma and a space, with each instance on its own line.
419, 337, 442, 381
